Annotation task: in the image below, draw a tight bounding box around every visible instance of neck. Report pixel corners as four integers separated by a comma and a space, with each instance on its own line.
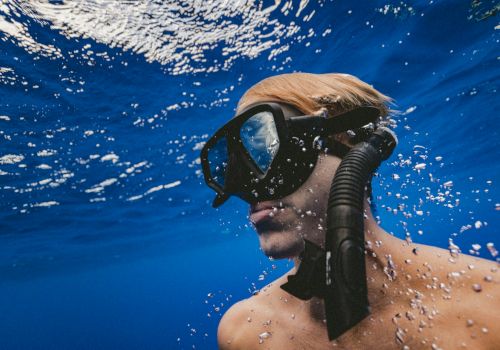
292, 199, 407, 321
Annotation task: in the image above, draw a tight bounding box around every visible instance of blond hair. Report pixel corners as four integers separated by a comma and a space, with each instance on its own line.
237, 72, 393, 119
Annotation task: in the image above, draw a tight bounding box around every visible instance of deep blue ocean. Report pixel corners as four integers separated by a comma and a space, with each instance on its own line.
0, 1, 498, 349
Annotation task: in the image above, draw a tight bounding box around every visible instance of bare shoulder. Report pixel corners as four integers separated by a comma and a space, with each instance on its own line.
217, 273, 295, 350
410, 242, 500, 348
442, 253, 500, 348
217, 297, 256, 350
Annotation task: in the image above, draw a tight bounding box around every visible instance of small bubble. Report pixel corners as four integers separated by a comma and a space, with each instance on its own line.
486, 243, 498, 257
395, 327, 405, 344
481, 327, 488, 334
471, 284, 482, 292
258, 331, 271, 344
466, 319, 474, 327
406, 311, 415, 321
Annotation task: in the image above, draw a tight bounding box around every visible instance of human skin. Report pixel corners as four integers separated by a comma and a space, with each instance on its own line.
217, 125, 500, 349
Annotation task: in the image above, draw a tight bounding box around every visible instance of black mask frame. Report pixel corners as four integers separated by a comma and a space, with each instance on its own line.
200, 102, 381, 207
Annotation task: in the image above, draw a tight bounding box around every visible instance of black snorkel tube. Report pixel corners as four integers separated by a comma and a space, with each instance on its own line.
281, 127, 397, 340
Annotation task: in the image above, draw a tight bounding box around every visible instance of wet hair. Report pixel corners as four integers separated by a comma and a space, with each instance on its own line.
237, 72, 393, 120
237, 72, 394, 209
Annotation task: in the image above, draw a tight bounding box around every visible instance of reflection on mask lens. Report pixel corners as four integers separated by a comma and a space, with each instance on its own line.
208, 136, 228, 187
240, 111, 280, 173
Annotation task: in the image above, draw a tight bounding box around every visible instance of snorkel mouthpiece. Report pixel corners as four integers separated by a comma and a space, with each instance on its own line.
280, 127, 397, 340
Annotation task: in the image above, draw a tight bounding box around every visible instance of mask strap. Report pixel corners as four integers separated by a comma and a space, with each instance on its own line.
323, 106, 380, 134
325, 139, 351, 158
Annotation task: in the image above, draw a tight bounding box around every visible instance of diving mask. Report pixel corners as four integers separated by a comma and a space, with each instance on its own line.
200, 102, 381, 207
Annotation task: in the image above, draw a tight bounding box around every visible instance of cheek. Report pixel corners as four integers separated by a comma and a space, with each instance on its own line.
280, 156, 339, 217
304, 177, 332, 213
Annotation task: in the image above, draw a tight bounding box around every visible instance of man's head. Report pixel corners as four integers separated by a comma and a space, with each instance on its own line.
238, 73, 392, 259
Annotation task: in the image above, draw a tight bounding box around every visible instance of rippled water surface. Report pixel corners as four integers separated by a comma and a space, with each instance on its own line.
0, 0, 498, 349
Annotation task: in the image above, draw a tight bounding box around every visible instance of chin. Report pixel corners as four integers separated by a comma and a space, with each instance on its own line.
258, 232, 304, 259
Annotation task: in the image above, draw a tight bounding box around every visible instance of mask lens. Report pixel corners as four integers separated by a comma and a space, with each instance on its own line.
240, 111, 280, 173
207, 136, 229, 187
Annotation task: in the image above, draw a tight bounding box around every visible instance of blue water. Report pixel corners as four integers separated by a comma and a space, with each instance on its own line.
0, 1, 498, 349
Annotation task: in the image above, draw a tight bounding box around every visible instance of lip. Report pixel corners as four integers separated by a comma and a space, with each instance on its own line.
249, 202, 286, 225
249, 208, 274, 224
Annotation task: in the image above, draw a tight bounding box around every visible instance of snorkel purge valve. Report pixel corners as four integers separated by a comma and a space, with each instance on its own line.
281, 127, 397, 340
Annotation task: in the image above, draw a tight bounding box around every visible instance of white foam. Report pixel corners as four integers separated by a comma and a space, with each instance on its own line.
0, 154, 24, 164
85, 178, 117, 193
38, 178, 52, 185
0, 4, 63, 58
36, 164, 52, 169
127, 180, 181, 201
3, 0, 308, 74
100, 153, 119, 163
37, 149, 56, 157
32, 201, 59, 207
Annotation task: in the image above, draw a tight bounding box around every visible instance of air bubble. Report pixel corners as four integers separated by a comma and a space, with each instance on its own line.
486, 243, 498, 257
258, 332, 271, 344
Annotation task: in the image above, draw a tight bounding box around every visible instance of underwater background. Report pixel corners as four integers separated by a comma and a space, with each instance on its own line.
0, 0, 498, 349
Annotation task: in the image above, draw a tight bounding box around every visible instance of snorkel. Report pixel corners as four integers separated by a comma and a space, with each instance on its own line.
281, 127, 398, 340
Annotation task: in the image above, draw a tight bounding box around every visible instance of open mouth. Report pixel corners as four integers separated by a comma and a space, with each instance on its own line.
249, 208, 274, 224
249, 202, 287, 225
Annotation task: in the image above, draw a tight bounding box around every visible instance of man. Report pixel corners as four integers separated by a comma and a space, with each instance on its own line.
201, 73, 500, 349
